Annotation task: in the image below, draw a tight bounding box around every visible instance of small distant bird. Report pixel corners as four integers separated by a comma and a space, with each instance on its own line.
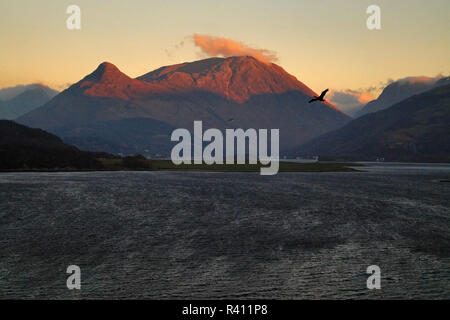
228, 118, 234, 122
309, 89, 329, 103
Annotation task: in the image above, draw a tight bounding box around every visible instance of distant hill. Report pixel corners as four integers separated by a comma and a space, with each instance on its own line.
59, 118, 177, 156
435, 76, 450, 87
0, 83, 57, 100
0, 120, 102, 170
0, 84, 58, 120
17, 57, 350, 154
295, 84, 450, 162
355, 76, 448, 118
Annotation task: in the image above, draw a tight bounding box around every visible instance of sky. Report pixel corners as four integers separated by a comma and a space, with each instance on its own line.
0, 0, 449, 111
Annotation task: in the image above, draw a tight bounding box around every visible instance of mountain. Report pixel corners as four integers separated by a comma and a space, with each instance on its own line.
137, 56, 322, 104
0, 85, 58, 120
17, 57, 350, 154
0, 83, 58, 101
295, 84, 450, 162
435, 76, 450, 87
355, 76, 447, 117
0, 120, 102, 170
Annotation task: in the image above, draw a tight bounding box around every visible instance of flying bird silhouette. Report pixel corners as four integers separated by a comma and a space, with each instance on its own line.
309, 89, 329, 103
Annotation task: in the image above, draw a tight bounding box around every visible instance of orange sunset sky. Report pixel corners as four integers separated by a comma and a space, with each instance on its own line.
0, 0, 449, 110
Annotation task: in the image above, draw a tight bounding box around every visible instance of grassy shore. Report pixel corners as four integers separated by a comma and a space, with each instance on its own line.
99, 158, 362, 172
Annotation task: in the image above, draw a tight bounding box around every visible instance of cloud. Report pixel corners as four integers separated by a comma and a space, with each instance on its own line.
164, 37, 190, 59
56, 82, 73, 91
377, 74, 444, 90
175, 40, 185, 49
395, 74, 444, 85
329, 74, 447, 115
193, 34, 278, 64
329, 89, 376, 113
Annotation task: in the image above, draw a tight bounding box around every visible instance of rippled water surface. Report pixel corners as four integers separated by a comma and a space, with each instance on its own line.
0, 163, 449, 299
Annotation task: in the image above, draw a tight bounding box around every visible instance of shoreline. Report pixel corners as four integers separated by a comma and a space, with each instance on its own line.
0, 161, 363, 173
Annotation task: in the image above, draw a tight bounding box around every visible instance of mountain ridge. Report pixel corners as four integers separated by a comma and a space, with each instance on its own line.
0, 85, 58, 120
17, 57, 351, 153
138, 56, 317, 103
295, 83, 450, 162
355, 76, 448, 117
0, 120, 103, 169
0, 83, 58, 101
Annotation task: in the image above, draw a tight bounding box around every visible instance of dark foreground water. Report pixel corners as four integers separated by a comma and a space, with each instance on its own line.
0, 163, 449, 299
